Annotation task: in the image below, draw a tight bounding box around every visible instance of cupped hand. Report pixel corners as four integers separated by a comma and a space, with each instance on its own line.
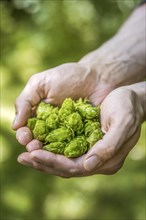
16, 87, 143, 177
13, 62, 112, 146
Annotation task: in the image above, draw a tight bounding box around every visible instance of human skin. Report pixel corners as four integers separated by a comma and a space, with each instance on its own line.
16, 82, 146, 177
12, 5, 146, 177
13, 4, 145, 130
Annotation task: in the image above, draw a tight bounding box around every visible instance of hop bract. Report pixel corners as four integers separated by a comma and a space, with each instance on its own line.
27, 98, 104, 158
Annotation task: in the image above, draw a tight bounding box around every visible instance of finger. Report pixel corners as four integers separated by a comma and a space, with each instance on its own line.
17, 152, 77, 177
83, 123, 131, 172
12, 76, 42, 130
16, 127, 33, 146
94, 126, 141, 175
26, 139, 43, 152
17, 152, 49, 173
30, 150, 85, 177
17, 152, 34, 167
12, 99, 32, 130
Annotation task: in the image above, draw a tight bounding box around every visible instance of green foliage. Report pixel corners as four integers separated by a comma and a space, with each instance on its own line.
1, 0, 145, 219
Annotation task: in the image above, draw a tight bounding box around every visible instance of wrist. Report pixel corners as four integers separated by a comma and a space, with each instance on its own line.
79, 45, 145, 89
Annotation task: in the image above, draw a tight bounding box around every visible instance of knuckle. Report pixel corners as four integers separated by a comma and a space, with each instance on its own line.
103, 145, 115, 160
27, 74, 39, 88
101, 139, 116, 160
32, 161, 44, 172
15, 96, 21, 107
28, 74, 38, 82
32, 161, 39, 168
126, 114, 134, 126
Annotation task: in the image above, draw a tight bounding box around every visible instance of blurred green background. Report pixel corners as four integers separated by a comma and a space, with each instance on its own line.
1, 0, 145, 219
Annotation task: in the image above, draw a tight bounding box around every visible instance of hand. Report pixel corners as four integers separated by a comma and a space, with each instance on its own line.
16, 87, 143, 177
13, 62, 113, 145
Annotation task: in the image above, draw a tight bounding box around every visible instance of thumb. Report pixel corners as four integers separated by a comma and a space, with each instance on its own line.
12, 99, 32, 130
12, 78, 42, 130
84, 126, 125, 171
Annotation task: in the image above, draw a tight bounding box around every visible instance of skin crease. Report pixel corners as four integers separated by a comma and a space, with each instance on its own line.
13, 5, 146, 178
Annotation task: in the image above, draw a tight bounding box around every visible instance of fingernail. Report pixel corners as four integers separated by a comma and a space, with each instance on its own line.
12, 116, 19, 129
12, 117, 16, 128
84, 155, 101, 171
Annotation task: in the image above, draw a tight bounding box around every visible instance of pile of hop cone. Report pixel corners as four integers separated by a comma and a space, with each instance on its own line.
27, 98, 104, 158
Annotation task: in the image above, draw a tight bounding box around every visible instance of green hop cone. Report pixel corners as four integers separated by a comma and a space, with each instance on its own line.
87, 129, 104, 148
26, 98, 104, 158
64, 136, 88, 158
52, 107, 59, 114
36, 102, 54, 120
58, 98, 75, 121
46, 113, 59, 130
33, 119, 47, 142
27, 118, 37, 131
75, 98, 100, 120
43, 142, 66, 154
45, 127, 74, 143
84, 120, 101, 137
65, 112, 84, 135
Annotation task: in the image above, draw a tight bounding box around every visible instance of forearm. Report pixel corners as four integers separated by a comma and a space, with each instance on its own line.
79, 4, 146, 88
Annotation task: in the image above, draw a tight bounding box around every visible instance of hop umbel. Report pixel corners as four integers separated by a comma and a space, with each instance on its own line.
27, 98, 104, 158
